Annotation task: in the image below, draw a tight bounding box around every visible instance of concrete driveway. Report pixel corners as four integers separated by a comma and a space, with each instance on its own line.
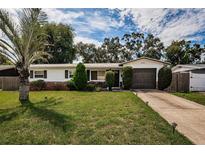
134, 89, 205, 144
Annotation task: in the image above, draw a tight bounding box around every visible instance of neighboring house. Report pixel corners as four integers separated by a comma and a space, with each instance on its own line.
0, 65, 19, 90
29, 57, 169, 89
0, 65, 18, 77
172, 64, 205, 91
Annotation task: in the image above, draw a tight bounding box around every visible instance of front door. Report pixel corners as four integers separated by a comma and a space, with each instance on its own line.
113, 70, 119, 87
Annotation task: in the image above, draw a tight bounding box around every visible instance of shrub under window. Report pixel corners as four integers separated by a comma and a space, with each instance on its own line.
30, 80, 46, 91
86, 84, 96, 91
67, 79, 76, 90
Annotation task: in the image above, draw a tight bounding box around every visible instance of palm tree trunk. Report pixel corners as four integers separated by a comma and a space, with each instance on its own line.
19, 75, 30, 103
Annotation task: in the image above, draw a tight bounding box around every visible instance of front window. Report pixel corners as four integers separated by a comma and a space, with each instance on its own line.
34, 71, 44, 78
69, 71, 73, 78
91, 71, 97, 80
90, 71, 105, 81
97, 71, 105, 80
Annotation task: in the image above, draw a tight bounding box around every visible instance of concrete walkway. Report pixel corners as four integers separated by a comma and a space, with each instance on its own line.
134, 89, 205, 144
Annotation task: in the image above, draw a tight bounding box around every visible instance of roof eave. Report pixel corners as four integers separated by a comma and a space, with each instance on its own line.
119, 57, 170, 66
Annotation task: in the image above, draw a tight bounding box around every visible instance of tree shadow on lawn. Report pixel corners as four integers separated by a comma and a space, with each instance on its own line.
0, 97, 75, 132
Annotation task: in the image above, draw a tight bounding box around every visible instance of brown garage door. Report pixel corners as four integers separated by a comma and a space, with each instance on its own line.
132, 68, 156, 89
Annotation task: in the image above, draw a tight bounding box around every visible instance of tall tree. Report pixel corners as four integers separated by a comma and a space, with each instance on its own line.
143, 34, 164, 59
76, 42, 104, 63
122, 32, 164, 60
43, 23, 76, 63
76, 37, 132, 63
101, 37, 132, 62
189, 43, 205, 64
122, 32, 144, 58
0, 9, 50, 102
165, 40, 203, 65
165, 40, 190, 65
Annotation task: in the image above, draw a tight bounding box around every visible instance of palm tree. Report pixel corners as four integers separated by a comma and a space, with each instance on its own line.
0, 9, 51, 103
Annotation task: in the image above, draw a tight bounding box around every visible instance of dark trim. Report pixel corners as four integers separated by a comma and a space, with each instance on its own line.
65, 70, 68, 79
30, 70, 33, 78
44, 70, 47, 79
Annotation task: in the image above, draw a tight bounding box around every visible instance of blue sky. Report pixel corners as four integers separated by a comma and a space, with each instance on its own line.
43, 8, 205, 46
7, 8, 205, 46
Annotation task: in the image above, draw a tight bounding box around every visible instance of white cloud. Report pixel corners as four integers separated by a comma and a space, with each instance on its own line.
74, 36, 101, 46
43, 9, 122, 32
43, 8, 84, 24
85, 11, 123, 32
43, 9, 122, 45
120, 9, 205, 45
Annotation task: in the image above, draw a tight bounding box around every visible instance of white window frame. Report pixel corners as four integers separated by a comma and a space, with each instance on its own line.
90, 70, 105, 81
91, 70, 98, 81
34, 71, 44, 78
69, 71, 73, 78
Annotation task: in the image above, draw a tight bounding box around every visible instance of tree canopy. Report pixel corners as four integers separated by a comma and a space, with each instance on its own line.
165, 40, 204, 65
43, 23, 76, 64
122, 33, 164, 60
76, 37, 131, 63
76, 32, 165, 63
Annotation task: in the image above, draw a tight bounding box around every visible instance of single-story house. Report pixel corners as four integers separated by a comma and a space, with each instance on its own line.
29, 57, 169, 89
172, 64, 205, 91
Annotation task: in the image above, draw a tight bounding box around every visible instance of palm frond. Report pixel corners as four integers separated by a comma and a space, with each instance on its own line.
0, 9, 22, 55
0, 49, 17, 64
0, 8, 49, 71
0, 39, 21, 61
29, 51, 52, 64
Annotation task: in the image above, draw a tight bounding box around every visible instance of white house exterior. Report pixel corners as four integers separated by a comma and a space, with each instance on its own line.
172, 64, 205, 91
29, 63, 122, 87
28, 57, 169, 89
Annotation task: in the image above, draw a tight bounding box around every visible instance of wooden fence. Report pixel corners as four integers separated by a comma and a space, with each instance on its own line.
0, 77, 19, 91
167, 72, 190, 92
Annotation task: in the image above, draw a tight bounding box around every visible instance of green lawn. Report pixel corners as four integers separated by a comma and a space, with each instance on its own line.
0, 91, 192, 144
173, 92, 205, 106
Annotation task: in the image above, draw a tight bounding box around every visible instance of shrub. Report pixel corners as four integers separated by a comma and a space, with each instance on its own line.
88, 81, 106, 88
67, 79, 76, 90
105, 70, 115, 91
30, 80, 46, 91
122, 66, 133, 89
86, 84, 96, 91
96, 87, 102, 92
46, 82, 68, 90
158, 66, 172, 90
73, 63, 87, 90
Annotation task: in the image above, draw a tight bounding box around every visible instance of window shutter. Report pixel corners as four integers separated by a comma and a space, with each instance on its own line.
30, 70, 33, 78
65, 70, 68, 79
44, 70, 47, 78
87, 70, 90, 81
